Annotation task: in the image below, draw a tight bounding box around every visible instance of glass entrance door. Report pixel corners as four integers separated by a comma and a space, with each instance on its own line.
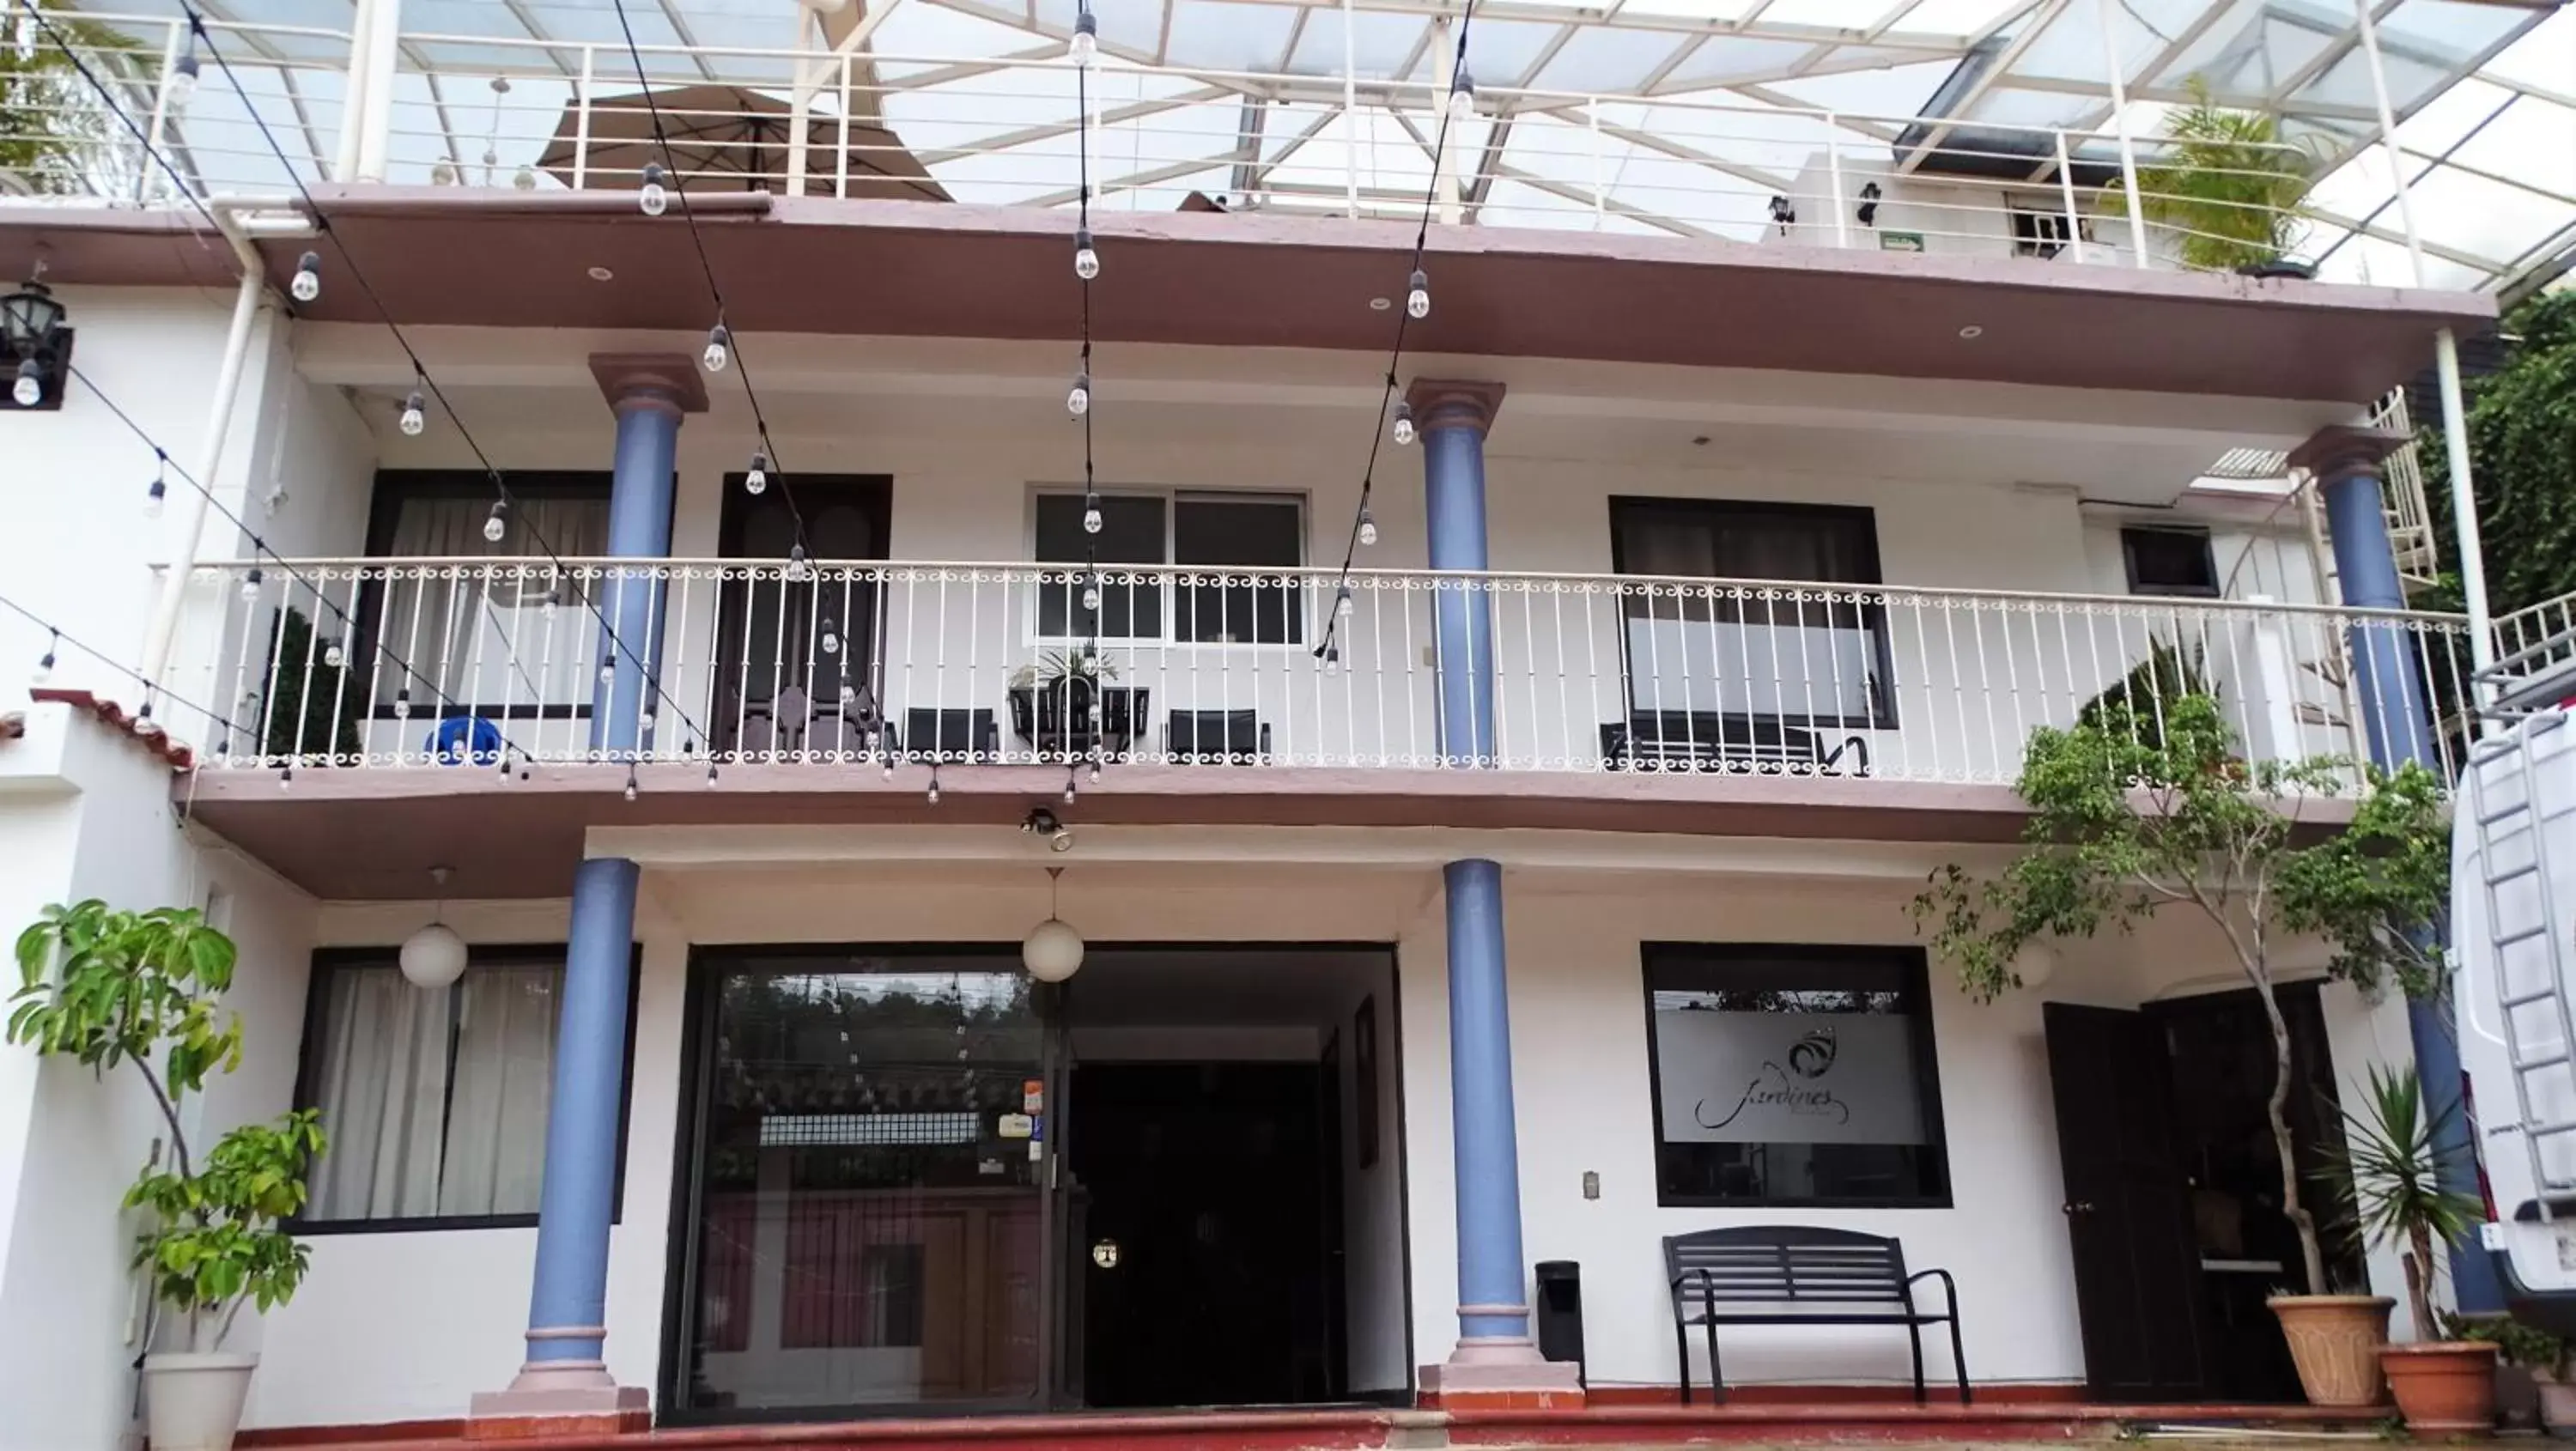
668, 951, 1054, 1418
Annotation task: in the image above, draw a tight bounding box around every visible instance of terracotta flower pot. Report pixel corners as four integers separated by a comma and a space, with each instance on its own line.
2269, 1295, 2395, 1406
2385, 1341, 2500, 1436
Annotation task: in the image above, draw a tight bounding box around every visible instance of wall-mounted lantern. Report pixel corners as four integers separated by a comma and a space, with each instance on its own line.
1, 266, 72, 411
1857, 181, 1883, 228
1767, 194, 1795, 235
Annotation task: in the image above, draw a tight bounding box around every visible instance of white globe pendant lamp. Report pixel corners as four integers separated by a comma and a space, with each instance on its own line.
399, 865, 469, 990
1022, 866, 1084, 983
2012, 940, 2061, 993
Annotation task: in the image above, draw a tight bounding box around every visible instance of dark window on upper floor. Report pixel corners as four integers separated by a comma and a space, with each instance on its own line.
2122, 526, 2220, 598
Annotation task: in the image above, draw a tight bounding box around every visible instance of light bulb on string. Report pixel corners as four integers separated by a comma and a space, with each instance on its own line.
1088, 757, 1102, 785
1447, 64, 1476, 124
1358, 504, 1378, 547
623, 764, 639, 802
483, 500, 507, 543
598, 661, 617, 685
1406, 269, 1430, 320
640, 162, 670, 216
289, 251, 322, 304
32, 630, 57, 683
1392, 401, 1416, 446
168, 38, 199, 106
1334, 583, 1354, 620
821, 617, 841, 655
1069, 6, 1097, 67
839, 676, 858, 707
399, 386, 426, 437
1322, 642, 1342, 677
145, 455, 167, 518
640, 709, 656, 733
787, 543, 812, 583
1083, 495, 1103, 535
240, 566, 264, 602
1068, 371, 1091, 418
393, 688, 412, 719
745, 450, 769, 495
702, 324, 732, 374
1081, 583, 1101, 612
706, 761, 720, 787
323, 639, 346, 669
12, 360, 41, 408
1073, 228, 1100, 282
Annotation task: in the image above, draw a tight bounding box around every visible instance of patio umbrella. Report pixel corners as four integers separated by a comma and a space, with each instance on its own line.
539, 83, 949, 203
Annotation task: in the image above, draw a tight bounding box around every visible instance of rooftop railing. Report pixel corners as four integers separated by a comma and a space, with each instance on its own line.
3, 7, 2319, 279
158, 556, 2471, 792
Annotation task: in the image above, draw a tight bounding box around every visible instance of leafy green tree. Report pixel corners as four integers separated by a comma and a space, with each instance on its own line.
1911, 695, 2449, 1295
8, 902, 325, 1351
1, 15, 154, 197
2422, 290, 2576, 621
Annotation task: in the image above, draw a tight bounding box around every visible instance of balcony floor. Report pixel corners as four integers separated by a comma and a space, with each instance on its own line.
179, 759, 2366, 901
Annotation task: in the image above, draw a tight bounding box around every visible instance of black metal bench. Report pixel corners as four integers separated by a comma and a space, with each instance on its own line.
1664, 1226, 1965, 1405
1603, 712, 1870, 776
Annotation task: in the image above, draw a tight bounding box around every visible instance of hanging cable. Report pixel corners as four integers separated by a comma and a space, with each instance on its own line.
1071, 0, 1103, 796
14, 0, 227, 243
600, 0, 811, 556
182, 8, 719, 766
1314, 1, 1481, 667
2, 587, 256, 746
66, 360, 545, 769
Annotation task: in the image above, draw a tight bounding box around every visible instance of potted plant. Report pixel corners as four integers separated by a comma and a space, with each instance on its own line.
2324, 1066, 2498, 1434
8, 901, 328, 1451
2103, 79, 2318, 276
2456, 1314, 2576, 1434
1006, 647, 1121, 758
1914, 693, 2451, 1407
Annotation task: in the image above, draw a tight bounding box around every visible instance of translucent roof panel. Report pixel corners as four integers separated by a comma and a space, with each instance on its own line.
35, 0, 2571, 294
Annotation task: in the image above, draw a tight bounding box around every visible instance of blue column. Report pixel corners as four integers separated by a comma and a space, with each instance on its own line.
1423, 398, 1496, 766
1445, 858, 1530, 1346
589, 377, 683, 758
2307, 428, 2503, 1314
1414, 380, 1546, 1369
520, 857, 640, 1373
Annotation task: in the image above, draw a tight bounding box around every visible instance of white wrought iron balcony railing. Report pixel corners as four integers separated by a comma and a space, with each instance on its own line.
159, 558, 2472, 791
4, 7, 2327, 281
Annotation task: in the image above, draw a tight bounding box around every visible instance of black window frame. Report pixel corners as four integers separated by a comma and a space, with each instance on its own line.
2120, 525, 2221, 598
1031, 489, 1309, 647
1607, 495, 1899, 732
354, 470, 628, 723
1638, 942, 1952, 1211
287, 942, 643, 1235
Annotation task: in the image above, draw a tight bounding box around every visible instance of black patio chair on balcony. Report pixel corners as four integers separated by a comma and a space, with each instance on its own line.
1601, 711, 1870, 776
1165, 708, 1272, 764
896, 707, 999, 764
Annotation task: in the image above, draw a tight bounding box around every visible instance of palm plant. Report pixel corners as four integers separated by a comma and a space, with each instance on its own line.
2105, 79, 2317, 272
2320, 1065, 2483, 1341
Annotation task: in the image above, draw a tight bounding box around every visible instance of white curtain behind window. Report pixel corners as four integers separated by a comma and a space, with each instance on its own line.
308, 968, 452, 1219
374, 495, 613, 712
439, 963, 563, 1216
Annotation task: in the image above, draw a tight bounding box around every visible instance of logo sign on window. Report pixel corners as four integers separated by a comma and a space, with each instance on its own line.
1656, 1011, 1926, 1145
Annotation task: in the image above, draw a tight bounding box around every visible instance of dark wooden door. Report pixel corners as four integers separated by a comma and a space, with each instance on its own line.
2044, 1003, 2211, 1401
712, 475, 891, 755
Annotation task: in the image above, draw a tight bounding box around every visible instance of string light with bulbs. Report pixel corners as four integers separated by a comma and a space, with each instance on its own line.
180, 8, 721, 786
1311, 1, 1481, 675
1063, 0, 1109, 804
3, 585, 258, 752
65, 359, 543, 775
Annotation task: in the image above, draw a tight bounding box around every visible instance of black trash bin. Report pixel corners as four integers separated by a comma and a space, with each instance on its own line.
1534, 1260, 1585, 1387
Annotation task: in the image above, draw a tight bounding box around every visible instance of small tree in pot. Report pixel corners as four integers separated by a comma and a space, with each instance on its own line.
9, 902, 326, 1451
2326, 1067, 2497, 1435
1913, 693, 2450, 1406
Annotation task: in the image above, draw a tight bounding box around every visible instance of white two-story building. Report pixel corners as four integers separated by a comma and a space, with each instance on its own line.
0, 0, 2567, 1445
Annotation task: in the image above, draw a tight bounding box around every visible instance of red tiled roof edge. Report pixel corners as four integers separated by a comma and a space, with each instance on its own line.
27, 688, 198, 771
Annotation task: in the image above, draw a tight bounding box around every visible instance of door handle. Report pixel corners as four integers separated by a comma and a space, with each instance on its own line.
2063, 1201, 2095, 1216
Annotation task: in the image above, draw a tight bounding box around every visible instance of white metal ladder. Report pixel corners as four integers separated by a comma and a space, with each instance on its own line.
2472, 710, 2576, 1208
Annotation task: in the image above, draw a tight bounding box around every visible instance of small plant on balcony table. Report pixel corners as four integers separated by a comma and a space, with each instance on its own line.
1910, 694, 2446, 1326
7, 902, 326, 1359
2102, 79, 2318, 273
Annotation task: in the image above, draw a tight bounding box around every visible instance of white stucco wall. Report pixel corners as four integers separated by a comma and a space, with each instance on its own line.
0, 702, 318, 1451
